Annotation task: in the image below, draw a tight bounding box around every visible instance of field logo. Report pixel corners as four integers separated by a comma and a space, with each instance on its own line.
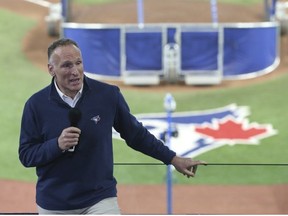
113, 104, 277, 158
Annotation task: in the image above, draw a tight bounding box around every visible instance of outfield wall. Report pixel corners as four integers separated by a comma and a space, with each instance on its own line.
62, 22, 280, 85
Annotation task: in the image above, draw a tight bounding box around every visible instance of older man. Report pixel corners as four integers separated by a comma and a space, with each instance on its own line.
19, 38, 206, 214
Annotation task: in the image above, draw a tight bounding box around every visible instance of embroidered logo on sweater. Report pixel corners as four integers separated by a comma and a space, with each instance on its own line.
91, 115, 101, 124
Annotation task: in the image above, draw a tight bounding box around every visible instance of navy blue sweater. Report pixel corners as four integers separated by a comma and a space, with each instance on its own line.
19, 76, 176, 210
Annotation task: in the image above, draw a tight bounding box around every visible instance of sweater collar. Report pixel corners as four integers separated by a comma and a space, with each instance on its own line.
49, 76, 91, 103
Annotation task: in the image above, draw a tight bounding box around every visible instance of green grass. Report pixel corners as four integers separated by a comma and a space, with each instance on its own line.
1, 2, 287, 185
0, 9, 51, 181
113, 73, 288, 185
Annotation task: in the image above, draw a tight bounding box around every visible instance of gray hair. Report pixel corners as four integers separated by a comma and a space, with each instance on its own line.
47, 38, 79, 61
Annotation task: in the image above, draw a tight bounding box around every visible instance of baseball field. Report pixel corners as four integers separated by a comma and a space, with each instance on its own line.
0, 0, 288, 214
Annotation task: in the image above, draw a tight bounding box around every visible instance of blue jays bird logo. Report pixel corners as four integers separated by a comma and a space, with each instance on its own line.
113, 104, 277, 158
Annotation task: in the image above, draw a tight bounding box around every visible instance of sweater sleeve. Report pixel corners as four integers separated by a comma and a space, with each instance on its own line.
113, 89, 176, 165
19, 100, 63, 168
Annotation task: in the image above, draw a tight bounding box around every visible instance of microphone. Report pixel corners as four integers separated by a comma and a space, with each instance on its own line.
69, 107, 82, 127
67, 108, 81, 152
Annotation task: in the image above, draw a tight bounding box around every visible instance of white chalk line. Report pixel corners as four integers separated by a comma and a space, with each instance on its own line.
23, 0, 52, 8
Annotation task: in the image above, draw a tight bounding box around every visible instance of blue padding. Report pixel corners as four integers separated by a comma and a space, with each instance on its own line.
224, 27, 277, 76
62, 24, 278, 79
63, 28, 121, 76
181, 31, 219, 71
125, 32, 163, 71
61, 0, 67, 19
167, 28, 177, 44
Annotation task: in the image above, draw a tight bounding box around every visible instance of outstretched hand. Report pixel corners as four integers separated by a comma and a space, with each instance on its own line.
171, 156, 207, 178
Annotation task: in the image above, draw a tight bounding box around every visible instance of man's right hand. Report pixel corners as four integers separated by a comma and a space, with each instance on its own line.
58, 127, 81, 151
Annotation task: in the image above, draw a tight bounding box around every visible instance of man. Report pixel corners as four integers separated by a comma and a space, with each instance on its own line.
19, 38, 206, 214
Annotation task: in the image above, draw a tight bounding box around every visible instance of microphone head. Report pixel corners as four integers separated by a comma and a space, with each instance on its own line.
68, 108, 81, 127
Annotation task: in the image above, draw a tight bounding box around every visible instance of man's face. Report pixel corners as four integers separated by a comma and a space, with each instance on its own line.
48, 44, 84, 98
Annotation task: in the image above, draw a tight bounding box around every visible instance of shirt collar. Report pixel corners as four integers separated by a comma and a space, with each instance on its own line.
53, 79, 83, 101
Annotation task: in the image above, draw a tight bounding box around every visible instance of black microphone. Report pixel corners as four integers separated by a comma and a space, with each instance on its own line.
67, 108, 81, 152
69, 108, 82, 127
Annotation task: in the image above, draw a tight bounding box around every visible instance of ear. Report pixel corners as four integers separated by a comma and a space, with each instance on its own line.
48, 63, 55, 77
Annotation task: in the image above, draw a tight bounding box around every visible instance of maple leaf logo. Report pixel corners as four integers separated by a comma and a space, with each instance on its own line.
195, 117, 277, 145
112, 104, 278, 158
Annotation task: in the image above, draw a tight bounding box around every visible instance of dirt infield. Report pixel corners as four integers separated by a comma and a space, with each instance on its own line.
1, 0, 288, 214
1, 179, 288, 214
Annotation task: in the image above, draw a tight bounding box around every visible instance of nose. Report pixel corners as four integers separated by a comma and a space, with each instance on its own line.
71, 64, 79, 76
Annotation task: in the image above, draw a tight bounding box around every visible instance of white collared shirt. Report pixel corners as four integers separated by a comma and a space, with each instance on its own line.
54, 80, 83, 108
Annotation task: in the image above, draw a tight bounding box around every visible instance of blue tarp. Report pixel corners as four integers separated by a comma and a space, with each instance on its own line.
223, 27, 277, 76
63, 24, 278, 79
181, 31, 219, 71
63, 28, 121, 76
125, 32, 163, 71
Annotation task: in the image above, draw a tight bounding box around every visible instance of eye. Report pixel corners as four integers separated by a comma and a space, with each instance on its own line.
62, 62, 73, 68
